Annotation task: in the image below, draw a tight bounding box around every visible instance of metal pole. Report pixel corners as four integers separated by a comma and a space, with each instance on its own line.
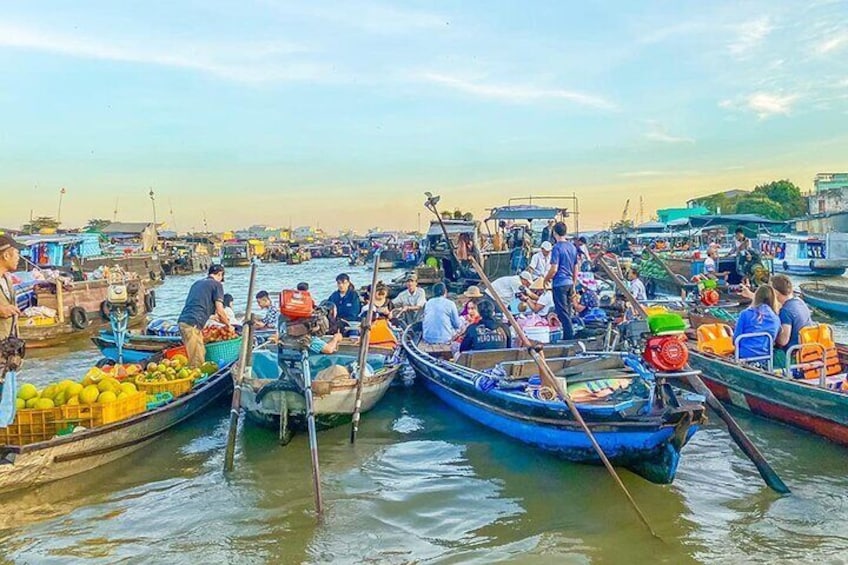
302, 349, 324, 518
57, 187, 66, 224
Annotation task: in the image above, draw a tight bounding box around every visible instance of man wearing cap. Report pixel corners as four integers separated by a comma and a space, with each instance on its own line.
178, 264, 232, 367
528, 241, 553, 279
393, 274, 426, 326
0, 235, 24, 340
488, 270, 536, 306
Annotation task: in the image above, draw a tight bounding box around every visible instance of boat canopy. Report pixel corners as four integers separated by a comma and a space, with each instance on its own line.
682, 214, 790, 232
486, 205, 562, 222
426, 220, 477, 236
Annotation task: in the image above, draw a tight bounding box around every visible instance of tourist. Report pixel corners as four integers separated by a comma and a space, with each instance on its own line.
178, 265, 231, 367
422, 282, 462, 344
733, 285, 780, 362
770, 275, 814, 365
528, 241, 553, 279
540, 219, 556, 245
254, 290, 279, 330
489, 271, 535, 305
450, 287, 483, 355
0, 235, 23, 340
363, 281, 394, 321
627, 267, 648, 302
576, 236, 591, 267
571, 280, 600, 318
544, 222, 579, 340
460, 299, 509, 352
328, 273, 362, 323
206, 293, 238, 327
393, 274, 427, 325
522, 288, 555, 317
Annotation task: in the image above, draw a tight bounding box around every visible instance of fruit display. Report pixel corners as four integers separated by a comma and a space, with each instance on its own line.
202, 326, 238, 344
16, 374, 140, 409
636, 256, 670, 281
136, 355, 218, 384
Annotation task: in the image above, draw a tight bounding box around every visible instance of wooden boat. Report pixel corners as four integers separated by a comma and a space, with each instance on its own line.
240, 343, 400, 438
688, 346, 848, 446
18, 278, 152, 349
221, 242, 252, 267
800, 283, 848, 316
0, 363, 234, 494
92, 331, 182, 363
401, 329, 707, 484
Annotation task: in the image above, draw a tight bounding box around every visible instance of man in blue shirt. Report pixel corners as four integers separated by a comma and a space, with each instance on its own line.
327, 273, 362, 323
422, 282, 462, 344
254, 290, 279, 330
543, 222, 578, 340
178, 265, 231, 367
771, 275, 813, 361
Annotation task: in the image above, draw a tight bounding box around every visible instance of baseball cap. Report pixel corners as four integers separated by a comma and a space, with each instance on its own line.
0, 234, 24, 253
519, 270, 533, 283
540, 241, 552, 251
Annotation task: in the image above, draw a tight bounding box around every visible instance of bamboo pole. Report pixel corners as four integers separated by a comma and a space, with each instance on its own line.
350, 248, 381, 444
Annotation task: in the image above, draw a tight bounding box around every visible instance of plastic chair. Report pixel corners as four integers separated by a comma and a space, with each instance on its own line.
734, 332, 773, 371
798, 325, 841, 378
696, 323, 735, 356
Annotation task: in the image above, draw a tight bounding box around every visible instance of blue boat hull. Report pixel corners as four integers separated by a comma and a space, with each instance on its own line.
403, 335, 703, 484
802, 293, 848, 316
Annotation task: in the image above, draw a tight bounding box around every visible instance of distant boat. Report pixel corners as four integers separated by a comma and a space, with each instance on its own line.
758, 233, 848, 276
800, 282, 848, 316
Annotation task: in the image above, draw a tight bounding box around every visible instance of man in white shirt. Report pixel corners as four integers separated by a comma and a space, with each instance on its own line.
393, 274, 427, 325
523, 289, 555, 316
528, 241, 552, 279
489, 271, 535, 305
627, 267, 647, 302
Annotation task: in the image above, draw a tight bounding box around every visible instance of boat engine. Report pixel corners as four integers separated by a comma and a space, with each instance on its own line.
643, 334, 689, 372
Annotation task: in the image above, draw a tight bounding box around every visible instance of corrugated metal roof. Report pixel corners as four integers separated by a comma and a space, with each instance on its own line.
102, 222, 154, 234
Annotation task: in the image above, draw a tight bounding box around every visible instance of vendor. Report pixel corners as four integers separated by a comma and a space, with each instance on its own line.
0, 235, 23, 340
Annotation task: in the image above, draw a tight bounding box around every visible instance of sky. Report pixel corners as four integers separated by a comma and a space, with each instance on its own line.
1, 0, 847, 233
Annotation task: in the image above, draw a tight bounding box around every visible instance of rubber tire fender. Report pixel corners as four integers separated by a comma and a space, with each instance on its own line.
144, 291, 156, 313
69, 306, 88, 329
99, 300, 112, 321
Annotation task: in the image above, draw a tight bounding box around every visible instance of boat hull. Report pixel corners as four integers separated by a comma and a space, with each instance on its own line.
800, 284, 848, 316
20, 315, 147, 349
0, 365, 233, 494
402, 334, 702, 484
688, 351, 848, 445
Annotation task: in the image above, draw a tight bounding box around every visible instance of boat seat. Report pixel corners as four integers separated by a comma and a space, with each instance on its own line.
798, 325, 841, 379
696, 323, 735, 357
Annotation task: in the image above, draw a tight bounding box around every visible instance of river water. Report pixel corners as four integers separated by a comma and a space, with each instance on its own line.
1, 258, 847, 564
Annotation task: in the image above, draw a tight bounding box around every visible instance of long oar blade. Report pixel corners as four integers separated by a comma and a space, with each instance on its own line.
224, 263, 258, 473
350, 249, 382, 444
467, 257, 660, 539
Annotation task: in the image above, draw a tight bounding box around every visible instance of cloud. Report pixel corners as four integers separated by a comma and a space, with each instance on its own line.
414, 72, 617, 110
0, 23, 323, 83
746, 92, 798, 117
644, 122, 694, 144
815, 31, 848, 54
728, 17, 773, 55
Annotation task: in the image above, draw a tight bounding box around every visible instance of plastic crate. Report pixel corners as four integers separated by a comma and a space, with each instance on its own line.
204, 337, 242, 365
135, 375, 194, 398
0, 407, 62, 446
60, 392, 147, 428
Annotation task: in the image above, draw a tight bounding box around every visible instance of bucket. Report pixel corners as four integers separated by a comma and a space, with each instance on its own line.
523, 326, 551, 344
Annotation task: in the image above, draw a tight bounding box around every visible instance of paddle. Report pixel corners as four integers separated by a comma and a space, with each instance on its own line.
223, 262, 258, 473
301, 348, 324, 518
596, 255, 791, 494
467, 256, 661, 539
350, 248, 382, 444
644, 246, 689, 290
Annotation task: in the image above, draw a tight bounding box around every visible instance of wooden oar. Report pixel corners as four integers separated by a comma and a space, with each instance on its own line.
223, 262, 258, 473
644, 246, 688, 289
301, 348, 324, 518
468, 257, 661, 539
597, 254, 791, 494
350, 248, 382, 444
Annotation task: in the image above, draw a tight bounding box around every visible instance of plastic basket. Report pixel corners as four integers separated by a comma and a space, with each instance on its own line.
0, 407, 62, 446
164, 346, 187, 360
60, 392, 147, 428
146, 392, 174, 410
647, 313, 687, 335
204, 337, 242, 365
135, 375, 194, 398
